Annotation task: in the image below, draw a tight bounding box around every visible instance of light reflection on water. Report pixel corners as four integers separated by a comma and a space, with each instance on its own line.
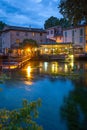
0, 61, 87, 130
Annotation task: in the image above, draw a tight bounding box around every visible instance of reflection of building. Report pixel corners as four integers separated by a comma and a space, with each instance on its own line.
46, 26, 63, 43
39, 61, 74, 75
0, 25, 47, 54
63, 25, 87, 53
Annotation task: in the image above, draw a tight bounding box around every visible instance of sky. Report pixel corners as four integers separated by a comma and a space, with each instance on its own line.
0, 0, 62, 28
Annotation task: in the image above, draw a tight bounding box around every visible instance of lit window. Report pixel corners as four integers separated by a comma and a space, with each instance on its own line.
32, 32, 35, 36
16, 39, 20, 43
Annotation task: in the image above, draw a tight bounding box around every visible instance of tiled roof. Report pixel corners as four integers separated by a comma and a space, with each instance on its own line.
46, 25, 62, 30
2, 25, 47, 33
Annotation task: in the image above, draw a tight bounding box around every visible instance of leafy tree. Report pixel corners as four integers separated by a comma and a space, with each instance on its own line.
0, 21, 6, 30
58, 18, 71, 28
44, 16, 60, 29
58, 0, 87, 25
20, 39, 38, 49
0, 99, 43, 130
44, 16, 71, 29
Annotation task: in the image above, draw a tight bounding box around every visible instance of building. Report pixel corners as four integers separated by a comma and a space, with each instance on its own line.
0, 31, 2, 53
40, 26, 72, 55
46, 26, 63, 43
39, 43, 72, 55
63, 25, 87, 53
0, 25, 47, 54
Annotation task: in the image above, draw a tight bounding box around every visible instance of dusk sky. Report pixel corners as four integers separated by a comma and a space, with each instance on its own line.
0, 0, 62, 28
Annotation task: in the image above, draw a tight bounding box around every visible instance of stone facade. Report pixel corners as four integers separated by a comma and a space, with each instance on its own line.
0, 25, 47, 53
63, 25, 87, 53
46, 26, 63, 43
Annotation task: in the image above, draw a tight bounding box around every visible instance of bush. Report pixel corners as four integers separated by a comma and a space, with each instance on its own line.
0, 98, 43, 130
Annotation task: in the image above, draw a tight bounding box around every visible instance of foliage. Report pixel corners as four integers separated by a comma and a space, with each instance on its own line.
8, 49, 13, 54
58, 18, 71, 28
0, 21, 6, 30
0, 99, 43, 130
0, 73, 10, 83
44, 16, 59, 29
20, 39, 38, 49
58, 0, 87, 25
44, 16, 71, 29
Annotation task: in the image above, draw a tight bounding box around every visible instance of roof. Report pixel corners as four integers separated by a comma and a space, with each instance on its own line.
46, 25, 62, 30
2, 25, 47, 33
41, 42, 71, 45
63, 24, 87, 31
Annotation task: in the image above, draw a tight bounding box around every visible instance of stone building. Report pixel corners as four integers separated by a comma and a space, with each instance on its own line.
63, 24, 87, 53
0, 25, 47, 54
46, 26, 63, 43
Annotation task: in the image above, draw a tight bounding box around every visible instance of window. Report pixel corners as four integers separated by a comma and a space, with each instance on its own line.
72, 30, 74, 37
40, 40, 42, 43
16, 32, 19, 36
51, 30, 53, 34
80, 28, 83, 36
25, 32, 28, 36
47, 31, 49, 35
65, 31, 67, 37
16, 39, 20, 44
40, 33, 42, 36
79, 37, 83, 43
32, 32, 35, 36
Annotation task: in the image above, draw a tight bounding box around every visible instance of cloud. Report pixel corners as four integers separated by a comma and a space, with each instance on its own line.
32, 0, 42, 3
53, 0, 58, 2
0, 0, 62, 28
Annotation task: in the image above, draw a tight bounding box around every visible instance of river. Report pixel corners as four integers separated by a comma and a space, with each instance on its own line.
0, 60, 87, 130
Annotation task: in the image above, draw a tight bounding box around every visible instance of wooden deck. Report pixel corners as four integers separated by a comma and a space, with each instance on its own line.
0, 55, 31, 70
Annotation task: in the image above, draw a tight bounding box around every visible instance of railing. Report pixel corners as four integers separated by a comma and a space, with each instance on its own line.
1, 55, 31, 69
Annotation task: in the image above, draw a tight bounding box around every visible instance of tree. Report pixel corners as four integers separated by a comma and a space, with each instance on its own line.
58, 18, 71, 28
0, 99, 43, 130
59, 0, 87, 25
44, 16, 71, 29
44, 16, 60, 29
0, 21, 6, 30
20, 39, 38, 49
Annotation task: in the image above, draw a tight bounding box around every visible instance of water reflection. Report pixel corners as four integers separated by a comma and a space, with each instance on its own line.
60, 82, 87, 130
1, 61, 87, 130
27, 66, 31, 78
39, 61, 74, 75
4, 61, 86, 83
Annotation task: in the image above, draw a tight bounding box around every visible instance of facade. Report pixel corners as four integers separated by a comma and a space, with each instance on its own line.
46, 26, 63, 43
0, 25, 47, 54
1, 24, 87, 55
63, 25, 87, 53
